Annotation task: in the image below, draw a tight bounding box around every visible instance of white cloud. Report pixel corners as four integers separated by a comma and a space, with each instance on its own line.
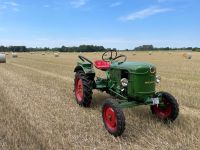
70, 0, 88, 8
4, 2, 19, 6
119, 6, 172, 21
0, 1, 20, 12
110, 2, 122, 7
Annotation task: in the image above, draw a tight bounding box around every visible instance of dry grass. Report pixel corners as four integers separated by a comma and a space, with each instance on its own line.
0, 51, 200, 150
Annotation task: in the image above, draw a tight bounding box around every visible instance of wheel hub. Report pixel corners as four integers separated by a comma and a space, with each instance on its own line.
153, 98, 172, 119
75, 79, 83, 102
103, 106, 117, 131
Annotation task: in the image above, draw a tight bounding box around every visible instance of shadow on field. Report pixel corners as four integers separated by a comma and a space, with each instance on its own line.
90, 91, 111, 109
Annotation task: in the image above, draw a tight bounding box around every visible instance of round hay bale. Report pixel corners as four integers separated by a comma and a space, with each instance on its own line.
54, 53, 59, 57
0, 53, 6, 63
182, 53, 192, 59
149, 51, 152, 55
133, 52, 136, 55
12, 53, 18, 58
42, 53, 45, 55
186, 53, 192, 59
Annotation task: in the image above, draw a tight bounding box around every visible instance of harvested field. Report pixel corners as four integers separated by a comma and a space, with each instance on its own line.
0, 51, 200, 150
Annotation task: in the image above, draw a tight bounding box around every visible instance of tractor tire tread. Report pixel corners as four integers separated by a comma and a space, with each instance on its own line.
74, 70, 93, 107
102, 99, 125, 137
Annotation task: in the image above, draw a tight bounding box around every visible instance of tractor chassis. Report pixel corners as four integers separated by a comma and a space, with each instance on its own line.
94, 76, 163, 109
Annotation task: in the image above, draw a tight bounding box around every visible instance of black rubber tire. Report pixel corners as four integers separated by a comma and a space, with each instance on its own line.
102, 99, 125, 137
151, 92, 179, 122
74, 70, 93, 107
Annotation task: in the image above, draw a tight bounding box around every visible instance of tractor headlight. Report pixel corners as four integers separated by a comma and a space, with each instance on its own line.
121, 78, 128, 87
156, 75, 161, 83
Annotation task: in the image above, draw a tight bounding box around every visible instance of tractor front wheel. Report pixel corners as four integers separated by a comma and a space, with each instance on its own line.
102, 99, 125, 137
151, 92, 179, 122
74, 71, 93, 107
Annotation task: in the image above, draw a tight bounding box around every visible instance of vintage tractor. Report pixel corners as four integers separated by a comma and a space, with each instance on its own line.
74, 50, 179, 137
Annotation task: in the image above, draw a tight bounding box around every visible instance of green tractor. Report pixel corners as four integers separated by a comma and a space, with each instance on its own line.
74, 50, 179, 137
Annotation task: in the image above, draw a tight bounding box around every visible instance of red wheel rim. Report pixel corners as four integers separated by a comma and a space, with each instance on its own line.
153, 98, 172, 119
75, 78, 83, 102
103, 106, 117, 132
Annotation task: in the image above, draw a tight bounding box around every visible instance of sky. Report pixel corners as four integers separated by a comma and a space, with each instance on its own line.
0, 0, 199, 49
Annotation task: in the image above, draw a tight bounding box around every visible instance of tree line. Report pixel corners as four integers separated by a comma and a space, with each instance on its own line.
134, 45, 200, 52
0, 45, 110, 52
0, 45, 200, 52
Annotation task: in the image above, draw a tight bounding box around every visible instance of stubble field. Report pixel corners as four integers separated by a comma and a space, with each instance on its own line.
0, 51, 200, 150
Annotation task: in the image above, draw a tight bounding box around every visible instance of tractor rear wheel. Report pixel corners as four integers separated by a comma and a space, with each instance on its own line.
102, 99, 125, 137
74, 71, 93, 107
151, 92, 179, 122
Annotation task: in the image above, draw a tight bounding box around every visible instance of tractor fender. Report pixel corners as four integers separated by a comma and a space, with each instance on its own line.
74, 65, 84, 73
74, 65, 95, 80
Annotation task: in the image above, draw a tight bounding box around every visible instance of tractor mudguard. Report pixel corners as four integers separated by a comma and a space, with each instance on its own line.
74, 64, 95, 80
74, 65, 84, 73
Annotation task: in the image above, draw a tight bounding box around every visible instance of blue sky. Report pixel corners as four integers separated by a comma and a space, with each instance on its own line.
0, 0, 199, 49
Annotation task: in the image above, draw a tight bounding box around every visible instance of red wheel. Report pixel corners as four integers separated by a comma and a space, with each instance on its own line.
151, 92, 179, 122
103, 106, 117, 132
152, 98, 172, 119
74, 71, 93, 107
75, 78, 83, 102
102, 99, 125, 137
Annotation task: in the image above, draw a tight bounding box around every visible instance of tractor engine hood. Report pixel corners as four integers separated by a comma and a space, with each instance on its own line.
110, 62, 156, 74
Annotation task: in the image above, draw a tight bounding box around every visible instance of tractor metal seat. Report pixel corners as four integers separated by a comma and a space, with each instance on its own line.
94, 60, 111, 71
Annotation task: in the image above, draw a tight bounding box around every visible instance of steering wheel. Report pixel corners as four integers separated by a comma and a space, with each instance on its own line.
102, 50, 117, 62
113, 54, 127, 63
102, 50, 127, 63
